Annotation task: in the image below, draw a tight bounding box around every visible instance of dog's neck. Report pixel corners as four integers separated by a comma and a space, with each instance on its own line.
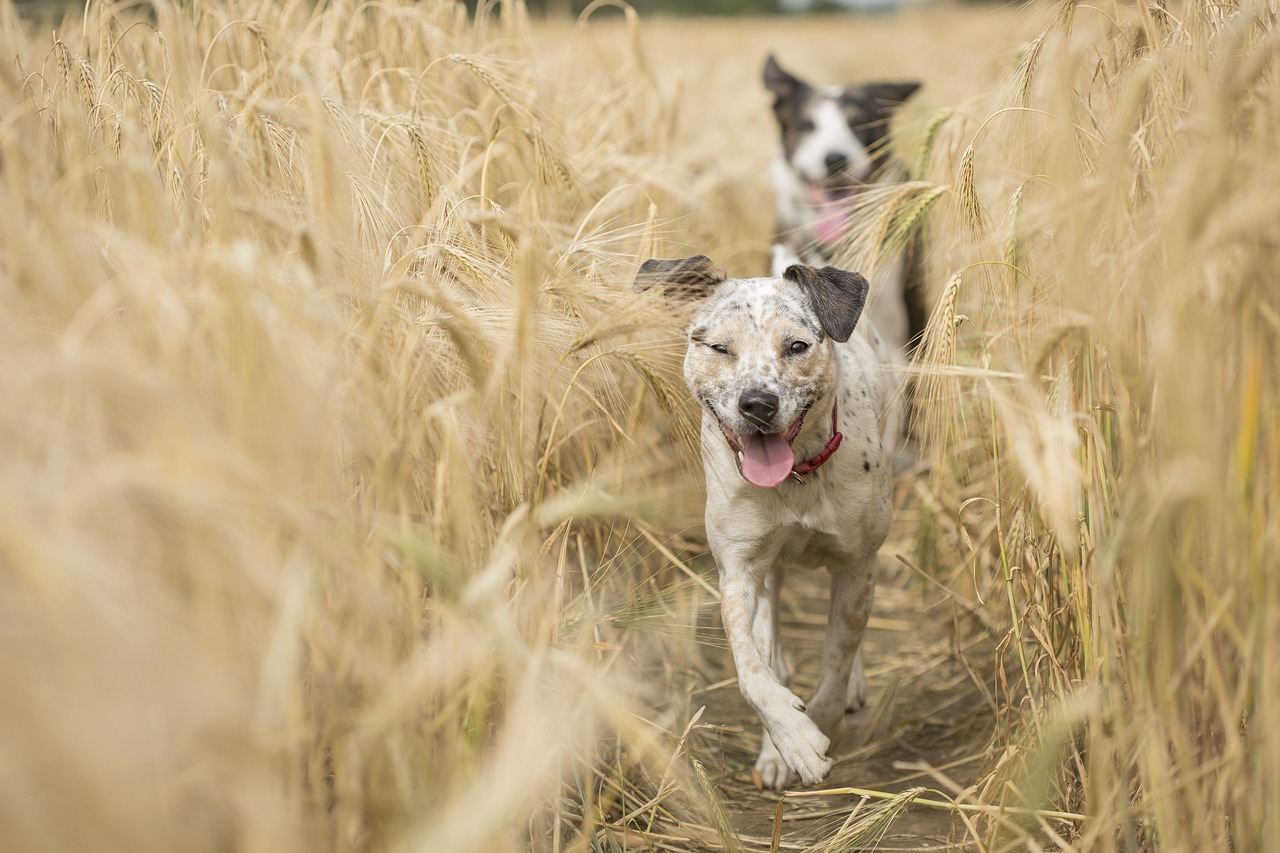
790, 386, 840, 467
772, 154, 909, 260
792, 400, 842, 478
770, 156, 858, 259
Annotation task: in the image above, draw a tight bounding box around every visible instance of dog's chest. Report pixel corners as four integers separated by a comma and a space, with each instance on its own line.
768, 514, 849, 569
709, 480, 880, 573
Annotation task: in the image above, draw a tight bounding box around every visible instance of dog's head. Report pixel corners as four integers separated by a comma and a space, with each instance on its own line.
764, 55, 920, 234
634, 256, 869, 488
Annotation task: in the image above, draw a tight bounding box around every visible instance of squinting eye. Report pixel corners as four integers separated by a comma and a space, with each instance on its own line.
789, 340, 810, 355
710, 344, 730, 355
797, 119, 815, 133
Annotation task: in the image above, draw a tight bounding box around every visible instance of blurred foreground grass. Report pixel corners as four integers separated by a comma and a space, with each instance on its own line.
1, 1, 1276, 852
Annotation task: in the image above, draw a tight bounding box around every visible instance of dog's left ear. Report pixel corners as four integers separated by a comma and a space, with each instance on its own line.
633, 255, 728, 302
784, 264, 869, 343
764, 54, 805, 105
864, 81, 922, 113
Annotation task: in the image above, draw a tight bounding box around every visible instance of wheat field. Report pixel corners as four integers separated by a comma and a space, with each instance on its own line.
1, 1, 1276, 851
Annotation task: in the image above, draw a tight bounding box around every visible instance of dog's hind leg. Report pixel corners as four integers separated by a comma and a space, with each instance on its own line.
755, 727, 792, 790
846, 646, 868, 712
845, 582, 874, 713
805, 567, 875, 748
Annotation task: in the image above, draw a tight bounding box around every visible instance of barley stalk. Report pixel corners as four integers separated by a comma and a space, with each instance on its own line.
914, 107, 954, 178
3, 4, 1277, 853
957, 141, 986, 235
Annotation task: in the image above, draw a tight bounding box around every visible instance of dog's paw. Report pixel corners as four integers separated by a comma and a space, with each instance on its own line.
766, 707, 833, 787
754, 733, 792, 790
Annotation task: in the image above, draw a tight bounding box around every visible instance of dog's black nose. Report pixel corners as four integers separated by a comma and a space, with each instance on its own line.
824, 152, 848, 173
739, 390, 780, 429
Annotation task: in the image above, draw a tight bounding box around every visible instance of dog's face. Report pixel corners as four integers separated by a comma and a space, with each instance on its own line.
634, 256, 868, 487
764, 55, 920, 191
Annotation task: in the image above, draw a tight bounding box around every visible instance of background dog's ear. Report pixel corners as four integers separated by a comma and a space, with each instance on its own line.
784, 264, 868, 343
633, 256, 728, 302
863, 81, 922, 113
763, 54, 804, 105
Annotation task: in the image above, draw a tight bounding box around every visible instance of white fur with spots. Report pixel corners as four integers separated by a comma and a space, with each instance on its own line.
672, 265, 899, 789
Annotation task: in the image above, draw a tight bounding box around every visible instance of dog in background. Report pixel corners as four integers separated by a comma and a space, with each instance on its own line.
764, 55, 926, 358
634, 255, 897, 790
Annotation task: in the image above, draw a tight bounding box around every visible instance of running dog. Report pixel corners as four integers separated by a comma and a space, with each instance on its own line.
633, 255, 896, 789
764, 54, 925, 356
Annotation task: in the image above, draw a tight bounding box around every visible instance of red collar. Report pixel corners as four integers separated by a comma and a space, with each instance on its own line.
791, 401, 843, 479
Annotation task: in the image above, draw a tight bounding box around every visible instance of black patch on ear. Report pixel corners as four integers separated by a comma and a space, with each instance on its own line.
840, 81, 922, 167
784, 264, 868, 343
764, 55, 816, 161
863, 81, 921, 114
763, 54, 805, 104
633, 255, 727, 302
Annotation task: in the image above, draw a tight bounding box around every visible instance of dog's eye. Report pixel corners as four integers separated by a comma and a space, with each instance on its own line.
788, 340, 810, 355
710, 343, 730, 355
797, 118, 815, 133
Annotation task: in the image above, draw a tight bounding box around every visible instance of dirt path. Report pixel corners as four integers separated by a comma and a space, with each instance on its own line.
682, 479, 996, 852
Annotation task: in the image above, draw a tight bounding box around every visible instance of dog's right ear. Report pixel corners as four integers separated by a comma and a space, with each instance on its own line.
763, 54, 804, 105
784, 263, 869, 343
632, 255, 727, 302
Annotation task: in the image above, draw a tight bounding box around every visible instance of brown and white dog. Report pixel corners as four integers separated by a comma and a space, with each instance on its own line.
634, 255, 897, 789
765, 55, 925, 358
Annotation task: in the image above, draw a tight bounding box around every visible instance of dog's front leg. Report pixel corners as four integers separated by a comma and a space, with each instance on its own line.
754, 564, 789, 684
720, 565, 832, 787
752, 565, 796, 788
805, 567, 874, 746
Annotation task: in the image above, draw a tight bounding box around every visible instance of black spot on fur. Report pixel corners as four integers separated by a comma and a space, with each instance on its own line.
863, 460, 871, 473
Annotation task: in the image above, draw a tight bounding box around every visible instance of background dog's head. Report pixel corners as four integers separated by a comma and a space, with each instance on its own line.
764, 54, 920, 192
634, 256, 868, 487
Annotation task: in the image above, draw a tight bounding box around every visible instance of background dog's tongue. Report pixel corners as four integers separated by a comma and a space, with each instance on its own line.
808, 187, 849, 246
741, 433, 795, 488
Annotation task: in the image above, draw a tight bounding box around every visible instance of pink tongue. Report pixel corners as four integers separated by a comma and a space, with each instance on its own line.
740, 433, 796, 488
808, 187, 849, 246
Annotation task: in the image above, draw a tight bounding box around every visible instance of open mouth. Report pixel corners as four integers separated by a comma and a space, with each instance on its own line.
717, 409, 809, 488
804, 181, 864, 246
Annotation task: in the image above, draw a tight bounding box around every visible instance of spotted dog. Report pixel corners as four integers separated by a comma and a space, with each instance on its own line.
634, 255, 896, 789
765, 54, 925, 357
